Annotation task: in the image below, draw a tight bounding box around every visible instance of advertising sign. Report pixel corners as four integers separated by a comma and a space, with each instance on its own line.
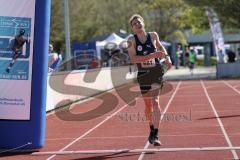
205, 7, 227, 63
0, 0, 50, 149
0, 0, 35, 120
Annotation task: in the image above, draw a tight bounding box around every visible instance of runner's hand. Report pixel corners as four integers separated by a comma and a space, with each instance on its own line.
165, 58, 172, 70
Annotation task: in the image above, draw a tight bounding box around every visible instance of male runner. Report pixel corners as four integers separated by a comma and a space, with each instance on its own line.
128, 14, 172, 146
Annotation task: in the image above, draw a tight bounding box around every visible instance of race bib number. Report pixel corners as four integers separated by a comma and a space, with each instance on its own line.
141, 59, 156, 68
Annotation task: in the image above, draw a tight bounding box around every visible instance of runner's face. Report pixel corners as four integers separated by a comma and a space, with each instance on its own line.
131, 18, 144, 32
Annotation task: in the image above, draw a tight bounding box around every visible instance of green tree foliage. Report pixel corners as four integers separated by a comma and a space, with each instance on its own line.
51, 0, 142, 43
50, 0, 189, 45
141, 0, 188, 44
183, 0, 240, 29
180, 6, 209, 33
50, 0, 64, 50
50, 0, 239, 51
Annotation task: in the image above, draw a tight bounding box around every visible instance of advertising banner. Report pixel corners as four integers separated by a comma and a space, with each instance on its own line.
0, 0, 50, 149
0, 0, 35, 120
205, 7, 227, 63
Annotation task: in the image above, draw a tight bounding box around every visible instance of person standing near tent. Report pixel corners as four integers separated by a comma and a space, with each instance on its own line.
48, 44, 59, 72
188, 48, 196, 75
90, 57, 98, 69
50, 52, 62, 71
127, 14, 172, 146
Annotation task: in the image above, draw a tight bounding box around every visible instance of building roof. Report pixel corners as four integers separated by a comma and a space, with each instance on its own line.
185, 30, 240, 44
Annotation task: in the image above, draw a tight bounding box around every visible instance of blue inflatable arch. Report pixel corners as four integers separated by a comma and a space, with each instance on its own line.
0, 0, 50, 149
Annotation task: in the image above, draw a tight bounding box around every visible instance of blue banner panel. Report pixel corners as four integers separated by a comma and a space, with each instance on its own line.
0, 0, 50, 150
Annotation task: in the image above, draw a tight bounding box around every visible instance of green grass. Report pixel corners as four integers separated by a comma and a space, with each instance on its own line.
197, 56, 217, 66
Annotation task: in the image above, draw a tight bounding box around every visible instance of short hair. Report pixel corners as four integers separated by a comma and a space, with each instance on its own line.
49, 44, 53, 51
129, 14, 144, 27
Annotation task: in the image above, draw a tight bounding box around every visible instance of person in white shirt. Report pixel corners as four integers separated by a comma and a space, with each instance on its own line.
48, 44, 58, 72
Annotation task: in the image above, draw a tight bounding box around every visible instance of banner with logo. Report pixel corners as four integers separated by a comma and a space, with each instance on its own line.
205, 7, 227, 63
0, 0, 35, 120
0, 0, 50, 149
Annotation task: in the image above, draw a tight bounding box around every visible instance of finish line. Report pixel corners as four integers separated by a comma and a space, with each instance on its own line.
32, 146, 240, 155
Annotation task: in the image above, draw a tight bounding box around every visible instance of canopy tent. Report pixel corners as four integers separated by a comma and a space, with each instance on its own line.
104, 33, 125, 44
96, 33, 171, 60
96, 33, 125, 59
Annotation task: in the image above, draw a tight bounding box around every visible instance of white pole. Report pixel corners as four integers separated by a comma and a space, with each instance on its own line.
64, 0, 71, 70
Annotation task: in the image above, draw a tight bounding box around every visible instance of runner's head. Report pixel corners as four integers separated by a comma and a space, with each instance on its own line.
19, 29, 25, 35
129, 14, 145, 32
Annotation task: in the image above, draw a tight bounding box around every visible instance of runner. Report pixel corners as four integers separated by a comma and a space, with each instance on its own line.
127, 14, 172, 146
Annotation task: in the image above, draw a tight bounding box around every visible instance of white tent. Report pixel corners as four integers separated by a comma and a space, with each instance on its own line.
104, 33, 125, 45
96, 33, 125, 59
95, 33, 171, 60
124, 34, 133, 40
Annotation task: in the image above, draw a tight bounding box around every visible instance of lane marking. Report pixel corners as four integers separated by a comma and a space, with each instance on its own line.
233, 84, 240, 89
138, 81, 182, 160
201, 80, 239, 160
33, 146, 240, 156
45, 133, 240, 141
46, 97, 139, 160
223, 81, 240, 95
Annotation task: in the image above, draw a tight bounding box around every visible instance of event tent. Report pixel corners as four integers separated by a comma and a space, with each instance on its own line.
93, 32, 171, 60
96, 33, 125, 59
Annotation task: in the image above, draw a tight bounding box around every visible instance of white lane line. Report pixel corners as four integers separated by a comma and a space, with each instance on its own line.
46, 97, 139, 160
223, 81, 240, 95
201, 80, 239, 160
33, 146, 240, 156
138, 81, 182, 160
233, 84, 240, 89
45, 132, 240, 141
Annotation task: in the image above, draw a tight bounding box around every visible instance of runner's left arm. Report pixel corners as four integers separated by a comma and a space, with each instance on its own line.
152, 32, 172, 70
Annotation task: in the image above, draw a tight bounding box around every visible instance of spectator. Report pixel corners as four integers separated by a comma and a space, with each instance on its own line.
90, 57, 98, 69
188, 49, 196, 75
185, 47, 190, 67
237, 48, 240, 61
50, 52, 62, 71
218, 49, 225, 63
175, 45, 182, 69
48, 44, 58, 72
226, 49, 236, 63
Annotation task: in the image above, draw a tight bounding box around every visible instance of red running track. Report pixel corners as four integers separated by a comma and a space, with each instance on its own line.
1, 80, 240, 160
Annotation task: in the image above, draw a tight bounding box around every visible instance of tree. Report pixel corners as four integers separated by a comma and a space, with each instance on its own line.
66, 0, 142, 42
141, 0, 188, 44
50, 0, 239, 52
183, 0, 240, 29
50, 0, 65, 50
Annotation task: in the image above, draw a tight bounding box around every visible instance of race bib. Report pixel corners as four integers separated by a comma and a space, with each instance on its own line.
141, 59, 156, 68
